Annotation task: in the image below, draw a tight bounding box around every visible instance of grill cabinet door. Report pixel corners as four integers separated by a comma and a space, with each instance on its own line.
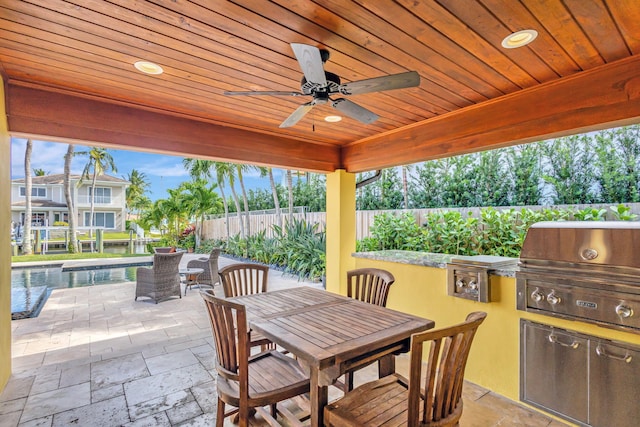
590, 340, 640, 427
521, 321, 589, 425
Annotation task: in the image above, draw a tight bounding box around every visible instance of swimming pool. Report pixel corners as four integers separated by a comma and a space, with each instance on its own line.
11, 265, 148, 320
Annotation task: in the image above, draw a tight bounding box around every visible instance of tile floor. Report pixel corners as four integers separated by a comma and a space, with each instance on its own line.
1, 255, 568, 426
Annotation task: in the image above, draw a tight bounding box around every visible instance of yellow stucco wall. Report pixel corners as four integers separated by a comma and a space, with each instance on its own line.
1, 76, 12, 391
353, 257, 640, 403
325, 170, 356, 295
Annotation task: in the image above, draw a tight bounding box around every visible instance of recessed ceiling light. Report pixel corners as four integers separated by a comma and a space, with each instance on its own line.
134, 61, 163, 75
501, 29, 538, 49
324, 115, 342, 123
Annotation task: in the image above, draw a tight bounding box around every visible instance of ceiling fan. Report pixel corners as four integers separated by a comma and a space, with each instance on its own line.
224, 43, 420, 128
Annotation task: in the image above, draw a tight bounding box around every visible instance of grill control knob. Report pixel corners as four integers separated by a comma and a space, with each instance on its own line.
468, 280, 478, 291
456, 279, 466, 288
531, 289, 545, 303
616, 304, 634, 318
547, 292, 561, 305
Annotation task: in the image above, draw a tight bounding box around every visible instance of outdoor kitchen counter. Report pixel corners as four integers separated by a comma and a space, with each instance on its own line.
353, 250, 518, 277
350, 249, 640, 426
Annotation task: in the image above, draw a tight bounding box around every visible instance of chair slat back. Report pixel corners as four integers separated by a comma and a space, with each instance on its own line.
347, 268, 395, 307
200, 290, 249, 386
408, 311, 487, 426
219, 263, 269, 298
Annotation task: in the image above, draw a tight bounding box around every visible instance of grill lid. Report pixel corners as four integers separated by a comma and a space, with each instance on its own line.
520, 221, 640, 269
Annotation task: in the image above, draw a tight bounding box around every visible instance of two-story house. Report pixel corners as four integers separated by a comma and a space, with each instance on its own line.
11, 173, 130, 232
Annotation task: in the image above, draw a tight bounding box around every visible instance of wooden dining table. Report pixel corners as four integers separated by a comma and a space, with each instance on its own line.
228, 286, 434, 426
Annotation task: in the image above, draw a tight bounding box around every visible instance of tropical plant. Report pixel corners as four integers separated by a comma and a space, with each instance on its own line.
271, 218, 326, 280
178, 179, 222, 246
572, 207, 607, 221
477, 208, 522, 257
365, 212, 425, 251
609, 204, 638, 221
424, 210, 479, 255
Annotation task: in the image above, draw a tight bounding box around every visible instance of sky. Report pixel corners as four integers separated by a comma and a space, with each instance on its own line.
10, 138, 280, 201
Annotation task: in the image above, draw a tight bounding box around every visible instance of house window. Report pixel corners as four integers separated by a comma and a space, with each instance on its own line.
84, 212, 115, 229
54, 212, 69, 224
30, 213, 46, 226
89, 187, 112, 204
19, 187, 46, 197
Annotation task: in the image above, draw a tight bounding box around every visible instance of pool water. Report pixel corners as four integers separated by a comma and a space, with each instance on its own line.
11, 266, 141, 319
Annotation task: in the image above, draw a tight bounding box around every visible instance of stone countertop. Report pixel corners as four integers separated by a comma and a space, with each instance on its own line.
352, 250, 519, 277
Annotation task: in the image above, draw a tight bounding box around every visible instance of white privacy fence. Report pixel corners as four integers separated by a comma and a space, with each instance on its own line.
201, 203, 640, 242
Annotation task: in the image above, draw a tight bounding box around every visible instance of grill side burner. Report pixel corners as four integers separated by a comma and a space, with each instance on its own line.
516, 221, 640, 333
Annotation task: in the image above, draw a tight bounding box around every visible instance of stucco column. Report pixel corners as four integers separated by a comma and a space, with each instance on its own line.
325, 169, 356, 295
0, 75, 12, 391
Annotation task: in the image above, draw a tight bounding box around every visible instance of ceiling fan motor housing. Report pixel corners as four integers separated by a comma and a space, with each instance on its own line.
300, 71, 341, 99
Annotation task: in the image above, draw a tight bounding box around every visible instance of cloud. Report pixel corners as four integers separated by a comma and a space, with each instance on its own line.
140, 161, 189, 178
11, 139, 77, 177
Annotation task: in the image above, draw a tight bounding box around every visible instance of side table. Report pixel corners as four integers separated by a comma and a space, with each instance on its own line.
179, 267, 204, 295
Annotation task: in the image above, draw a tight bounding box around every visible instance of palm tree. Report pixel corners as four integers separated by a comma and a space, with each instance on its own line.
236, 164, 254, 236
214, 162, 233, 240
226, 166, 245, 239
76, 147, 117, 252
260, 166, 282, 227
63, 144, 79, 253
163, 188, 192, 243
286, 169, 294, 225
33, 168, 47, 176
22, 139, 33, 255
124, 169, 150, 220
139, 199, 166, 235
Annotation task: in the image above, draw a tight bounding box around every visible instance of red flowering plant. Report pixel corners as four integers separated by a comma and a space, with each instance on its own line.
178, 224, 196, 250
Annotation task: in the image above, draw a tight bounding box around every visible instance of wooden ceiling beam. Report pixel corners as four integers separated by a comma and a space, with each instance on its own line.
343, 55, 640, 172
5, 82, 341, 172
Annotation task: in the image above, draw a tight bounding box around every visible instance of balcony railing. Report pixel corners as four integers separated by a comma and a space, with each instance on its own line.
76, 195, 124, 206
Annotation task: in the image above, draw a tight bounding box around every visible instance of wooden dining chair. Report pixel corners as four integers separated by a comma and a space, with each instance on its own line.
324, 311, 487, 427
340, 268, 396, 391
200, 290, 310, 427
219, 262, 269, 297
347, 267, 396, 307
219, 262, 273, 349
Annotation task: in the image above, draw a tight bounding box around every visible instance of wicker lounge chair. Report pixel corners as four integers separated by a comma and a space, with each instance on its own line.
135, 252, 184, 303
186, 247, 221, 286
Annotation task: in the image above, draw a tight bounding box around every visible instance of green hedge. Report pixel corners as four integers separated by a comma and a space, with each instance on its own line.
356, 205, 637, 257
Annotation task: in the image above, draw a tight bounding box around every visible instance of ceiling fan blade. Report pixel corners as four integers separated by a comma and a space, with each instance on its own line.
291, 43, 327, 86
224, 90, 305, 97
331, 98, 379, 124
339, 71, 420, 95
279, 102, 315, 128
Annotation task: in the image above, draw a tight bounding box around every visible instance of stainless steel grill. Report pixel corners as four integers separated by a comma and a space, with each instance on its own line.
517, 221, 640, 427
516, 221, 640, 333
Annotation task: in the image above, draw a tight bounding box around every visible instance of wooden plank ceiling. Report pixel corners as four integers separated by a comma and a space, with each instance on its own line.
1, 1, 640, 172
